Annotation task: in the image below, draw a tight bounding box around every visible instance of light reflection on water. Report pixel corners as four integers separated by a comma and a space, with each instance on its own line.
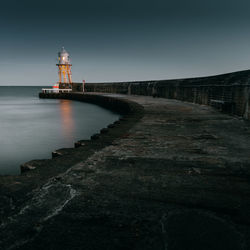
59, 100, 74, 143
0, 87, 120, 175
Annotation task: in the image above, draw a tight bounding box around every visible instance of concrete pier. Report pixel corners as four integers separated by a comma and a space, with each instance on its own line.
1, 92, 250, 250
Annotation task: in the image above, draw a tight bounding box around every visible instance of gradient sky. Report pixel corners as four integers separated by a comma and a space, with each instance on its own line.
1, 0, 250, 85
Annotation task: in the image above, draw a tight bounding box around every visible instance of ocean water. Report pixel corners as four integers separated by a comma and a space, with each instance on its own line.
0, 86, 120, 175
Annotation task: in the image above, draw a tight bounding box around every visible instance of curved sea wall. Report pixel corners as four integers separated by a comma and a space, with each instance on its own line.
39, 92, 142, 116
2, 92, 250, 249
1, 93, 144, 216
83, 69, 250, 119
2, 91, 250, 249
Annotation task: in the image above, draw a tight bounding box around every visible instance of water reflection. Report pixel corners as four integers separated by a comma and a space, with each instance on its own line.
0, 87, 120, 174
59, 99, 74, 141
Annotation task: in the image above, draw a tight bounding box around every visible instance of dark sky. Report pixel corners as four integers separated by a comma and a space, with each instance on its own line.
1, 0, 250, 85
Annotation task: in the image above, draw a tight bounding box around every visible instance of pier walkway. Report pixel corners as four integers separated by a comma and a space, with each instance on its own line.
1, 93, 250, 250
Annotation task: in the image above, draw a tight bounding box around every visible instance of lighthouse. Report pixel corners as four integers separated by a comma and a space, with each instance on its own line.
56, 47, 72, 89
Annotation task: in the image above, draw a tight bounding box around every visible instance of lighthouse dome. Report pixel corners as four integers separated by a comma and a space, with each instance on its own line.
58, 47, 70, 64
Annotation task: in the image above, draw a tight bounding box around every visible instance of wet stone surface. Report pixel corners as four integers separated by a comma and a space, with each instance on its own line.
1, 93, 250, 250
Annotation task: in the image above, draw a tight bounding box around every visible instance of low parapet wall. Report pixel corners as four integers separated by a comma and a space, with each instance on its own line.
39, 92, 143, 116
80, 69, 250, 119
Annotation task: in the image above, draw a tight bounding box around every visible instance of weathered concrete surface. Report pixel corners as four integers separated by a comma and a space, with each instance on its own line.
1, 93, 250, 250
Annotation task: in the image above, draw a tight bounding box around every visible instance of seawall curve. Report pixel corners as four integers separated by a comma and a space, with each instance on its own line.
0, 93, 144, 225
0, 92, 250, 250
39, 92, 144, 116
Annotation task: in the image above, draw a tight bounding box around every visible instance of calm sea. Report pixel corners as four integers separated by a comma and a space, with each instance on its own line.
0, 86, 120, 175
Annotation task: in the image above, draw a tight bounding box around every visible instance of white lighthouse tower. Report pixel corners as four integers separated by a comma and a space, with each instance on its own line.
56, 47, 72, 89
